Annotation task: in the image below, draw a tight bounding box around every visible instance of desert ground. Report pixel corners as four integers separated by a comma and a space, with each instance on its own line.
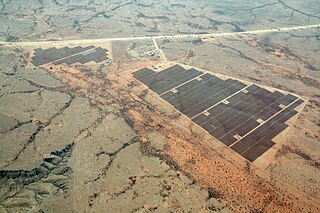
0, 0, 319, 212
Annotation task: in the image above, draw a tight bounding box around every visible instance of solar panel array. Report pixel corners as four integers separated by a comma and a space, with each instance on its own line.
133, 65, 304, 162
31, 46, 109, 66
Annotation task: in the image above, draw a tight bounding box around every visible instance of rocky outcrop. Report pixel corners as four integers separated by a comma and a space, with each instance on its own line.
0, 143, 74, 210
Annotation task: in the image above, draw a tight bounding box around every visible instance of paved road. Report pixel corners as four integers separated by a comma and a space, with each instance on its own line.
1, 24, 319, 46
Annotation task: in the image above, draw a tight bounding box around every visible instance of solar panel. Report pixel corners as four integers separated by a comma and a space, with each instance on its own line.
31, 46, 109, 66
133, 65, 304, 162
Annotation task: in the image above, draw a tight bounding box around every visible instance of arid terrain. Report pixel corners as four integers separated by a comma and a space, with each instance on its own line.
0, 0, 319, 213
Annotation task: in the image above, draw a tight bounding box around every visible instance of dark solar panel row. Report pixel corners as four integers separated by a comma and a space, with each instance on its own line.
182, 80, 246, 118
230, 99, 303, 161
201, 87, 267, 145
133, 68, 155, 79
135, 65, 185, 86
133, 65, 203, 95
32, 46, 95, 66
161, 73, 215, 101
172, 79, 234, 112
53, 48, 108, 65
161, 74, 223, 102
217, 96, 280, 136
193, 85, 261, 125
192, 87, 300, 147
260, 93, 298, 121
132, 65, 304, 162
165, 79, 238, 112
151, 68, 202, 94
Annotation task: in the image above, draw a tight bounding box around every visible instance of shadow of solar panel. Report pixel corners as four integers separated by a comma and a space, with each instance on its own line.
133, 65, 304, 162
